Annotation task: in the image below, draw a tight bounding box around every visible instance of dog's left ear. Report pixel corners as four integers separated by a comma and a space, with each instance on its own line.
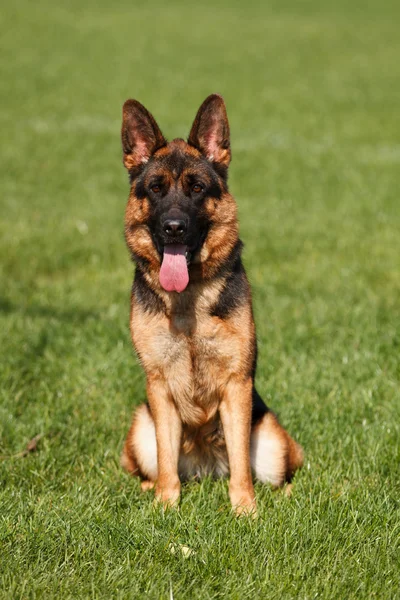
188, 94, 231, 169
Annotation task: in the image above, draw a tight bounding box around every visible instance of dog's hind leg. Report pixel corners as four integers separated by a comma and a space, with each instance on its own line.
250, 411, 303, 487
121, 403, 158, 490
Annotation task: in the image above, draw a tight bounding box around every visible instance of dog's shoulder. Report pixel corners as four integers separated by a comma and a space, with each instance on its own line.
132, 267, 166, 315
210, 240, 251, 320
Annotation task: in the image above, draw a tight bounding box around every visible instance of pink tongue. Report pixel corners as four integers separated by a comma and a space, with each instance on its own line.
159, 244, 189, 293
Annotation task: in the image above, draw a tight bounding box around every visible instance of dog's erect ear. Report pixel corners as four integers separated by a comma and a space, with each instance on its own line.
188, 94, 231, 169
121, 100, 167, 171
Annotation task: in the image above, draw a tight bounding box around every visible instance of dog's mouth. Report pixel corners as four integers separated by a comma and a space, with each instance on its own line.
159, 244, 190, 293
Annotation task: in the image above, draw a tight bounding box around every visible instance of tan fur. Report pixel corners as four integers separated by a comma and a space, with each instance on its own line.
120, 96, 303, 514
130, 279, 254, 428
250, 412, 303, 487
122, 271, 301, 512
121, 405, 302, 503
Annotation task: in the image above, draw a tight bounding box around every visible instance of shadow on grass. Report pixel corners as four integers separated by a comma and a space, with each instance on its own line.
0, 297, 99, 324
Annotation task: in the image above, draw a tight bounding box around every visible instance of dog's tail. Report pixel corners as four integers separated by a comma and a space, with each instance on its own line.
286, 435, 304, 481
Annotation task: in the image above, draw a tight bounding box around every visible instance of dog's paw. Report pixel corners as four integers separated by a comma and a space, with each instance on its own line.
229, 487, 257, 518
233, 502, 258, 518
154, 483, 181, 508
140, 480, 155, 492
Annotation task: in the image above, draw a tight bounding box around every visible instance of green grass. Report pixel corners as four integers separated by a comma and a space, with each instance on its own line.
1, 0, 400, 597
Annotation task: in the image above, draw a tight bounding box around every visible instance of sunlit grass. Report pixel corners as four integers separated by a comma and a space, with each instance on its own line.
1, 0, 399, 597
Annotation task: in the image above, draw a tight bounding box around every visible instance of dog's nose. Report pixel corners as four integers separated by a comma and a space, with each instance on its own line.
163, 219, 187, 236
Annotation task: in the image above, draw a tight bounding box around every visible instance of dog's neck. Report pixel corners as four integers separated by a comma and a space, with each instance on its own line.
165, 277, 226, 316
133, 237, 246, 333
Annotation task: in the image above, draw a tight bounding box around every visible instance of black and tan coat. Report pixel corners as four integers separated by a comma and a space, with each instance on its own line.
120, 95, 303, 514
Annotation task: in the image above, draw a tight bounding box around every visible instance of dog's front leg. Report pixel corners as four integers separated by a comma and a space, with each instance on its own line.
147, 376, 182, 507
219, 377, 256, 515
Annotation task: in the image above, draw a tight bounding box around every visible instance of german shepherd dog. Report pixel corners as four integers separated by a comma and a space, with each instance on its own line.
120, 94, 303, 514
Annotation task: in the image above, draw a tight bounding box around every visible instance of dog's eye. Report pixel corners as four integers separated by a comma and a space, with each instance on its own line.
192, 184, 203, 194
150, 184, 161, 194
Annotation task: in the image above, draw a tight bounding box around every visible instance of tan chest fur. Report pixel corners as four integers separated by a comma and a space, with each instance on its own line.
131, 280, 252, 426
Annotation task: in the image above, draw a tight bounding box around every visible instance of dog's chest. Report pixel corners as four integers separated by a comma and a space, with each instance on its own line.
157, 315, 236, 386
137, 310, 240, 425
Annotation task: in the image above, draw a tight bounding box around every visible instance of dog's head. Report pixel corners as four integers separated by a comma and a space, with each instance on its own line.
121, 94, 239, 293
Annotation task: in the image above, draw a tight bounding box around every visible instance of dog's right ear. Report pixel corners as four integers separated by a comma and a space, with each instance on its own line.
121, 100, 167, 171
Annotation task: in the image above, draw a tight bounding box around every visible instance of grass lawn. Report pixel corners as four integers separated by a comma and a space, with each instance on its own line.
1, 0, 400, 597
